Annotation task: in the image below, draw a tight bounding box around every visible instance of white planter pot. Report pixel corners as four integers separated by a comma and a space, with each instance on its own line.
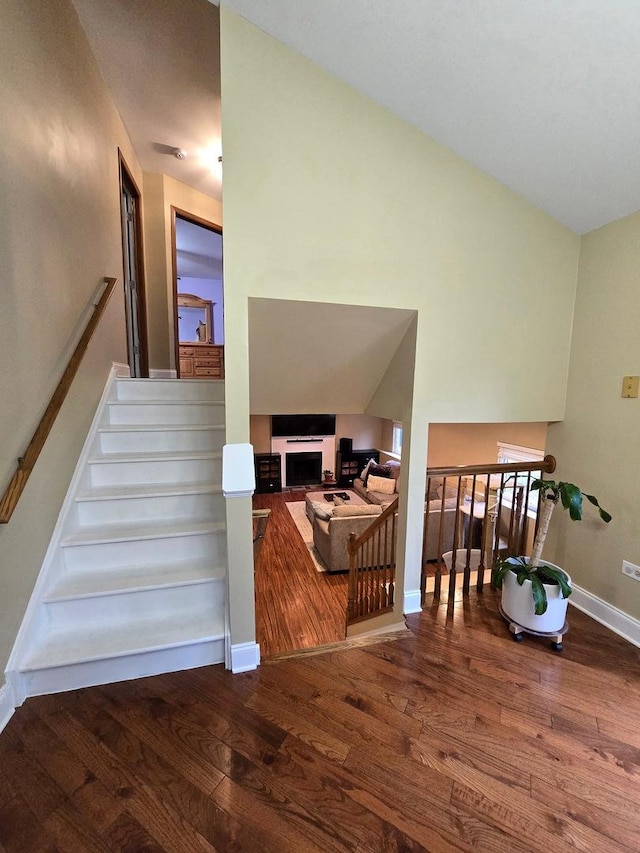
501, 558, 571, 633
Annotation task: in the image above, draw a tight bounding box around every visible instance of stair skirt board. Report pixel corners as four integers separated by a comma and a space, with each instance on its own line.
7, 366, 232, 702
18, 636, 226, 699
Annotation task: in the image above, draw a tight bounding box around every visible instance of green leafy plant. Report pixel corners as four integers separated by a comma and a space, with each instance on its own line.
493, 478, 611, 615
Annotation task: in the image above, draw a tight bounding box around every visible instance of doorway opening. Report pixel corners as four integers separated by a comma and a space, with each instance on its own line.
119, 154, 148, 377
171, 209, 224, 379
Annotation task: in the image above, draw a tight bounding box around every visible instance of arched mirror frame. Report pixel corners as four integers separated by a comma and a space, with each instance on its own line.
177, 293, 215, 344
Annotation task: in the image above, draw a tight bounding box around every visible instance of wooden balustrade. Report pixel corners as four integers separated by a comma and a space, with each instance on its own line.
346, 497, 398, 626
424, 454, 556, 602
0, 277, 118, 524
252, 508, 272, 562
346, 455, 556, 626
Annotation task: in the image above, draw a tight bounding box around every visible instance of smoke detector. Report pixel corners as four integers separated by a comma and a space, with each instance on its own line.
173, 148, 187, 160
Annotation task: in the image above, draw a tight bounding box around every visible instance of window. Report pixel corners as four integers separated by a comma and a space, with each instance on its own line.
496, 442, 545, 514
392, 422, 403, 457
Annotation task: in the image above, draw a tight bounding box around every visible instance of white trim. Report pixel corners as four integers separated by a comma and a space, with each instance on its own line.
149, 368, 177, 378
5, 364, 122, 681
0, 683, 15, 735
114, 361, 132, 378
222, 443, 256, 498
403, 588, 422, 614
570, 584, 640, 648
230, 641, 260, 673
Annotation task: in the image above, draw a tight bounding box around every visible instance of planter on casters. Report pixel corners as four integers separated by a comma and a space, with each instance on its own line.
500, 557, 570, 652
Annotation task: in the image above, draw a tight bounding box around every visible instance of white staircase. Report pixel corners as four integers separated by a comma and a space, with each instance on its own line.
9, 375, 228, 701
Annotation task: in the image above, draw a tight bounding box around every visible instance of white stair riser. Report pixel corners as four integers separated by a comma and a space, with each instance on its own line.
99, 428, 225, 454
116, 378, 225, 403
44, 580, 225, 631
62, 530, 226, 573
75, 491, 225, 527
88, 457, 221, 488
20, 638, 225, 698
108, 402, 224, 426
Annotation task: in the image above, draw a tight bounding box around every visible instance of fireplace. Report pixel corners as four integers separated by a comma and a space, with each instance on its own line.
271, 434, 336, 488
286, 451, 322, 487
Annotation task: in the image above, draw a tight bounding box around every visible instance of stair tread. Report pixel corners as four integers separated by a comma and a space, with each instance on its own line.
62, 518, 226, 547
75, 483, 223, 502
99, 424, 224, 433
88, 449, 222, 464
47, 561, 226, 600
21, 612, 226, 670
109, 399, 224, 407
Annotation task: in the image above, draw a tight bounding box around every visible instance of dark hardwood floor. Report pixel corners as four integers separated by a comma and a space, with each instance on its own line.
2, 585, 640, 852
252, 489, 348, 658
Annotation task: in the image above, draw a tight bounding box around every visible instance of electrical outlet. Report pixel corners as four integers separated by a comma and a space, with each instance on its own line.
622, 560, 640, 581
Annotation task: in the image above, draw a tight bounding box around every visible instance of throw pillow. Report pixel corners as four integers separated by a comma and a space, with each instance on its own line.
333, 504, 383, 517
310, 501, 333, 520
368, 463, 391, 479
333, 495, 345, 506
360, 458, 373, 482
367, 474, 396, 495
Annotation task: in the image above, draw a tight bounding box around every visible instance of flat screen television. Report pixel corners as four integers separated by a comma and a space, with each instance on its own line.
271, 414, 336, 437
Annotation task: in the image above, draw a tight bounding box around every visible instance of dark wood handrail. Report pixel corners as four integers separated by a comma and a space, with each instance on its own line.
426, 454, 556, 479
0, 277, 118, 524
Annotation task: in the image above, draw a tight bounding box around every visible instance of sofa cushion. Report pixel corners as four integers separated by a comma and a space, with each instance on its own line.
367, 474, 396, 495
427, 497, 458, 511
333, 495, 345, 505
310, 500, 333, 520
333, 504, 383, 518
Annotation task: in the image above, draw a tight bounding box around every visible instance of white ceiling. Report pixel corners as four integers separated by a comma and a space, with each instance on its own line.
72, 0, 222, 201
175, 217, 223, 279
73, 0, 640, 234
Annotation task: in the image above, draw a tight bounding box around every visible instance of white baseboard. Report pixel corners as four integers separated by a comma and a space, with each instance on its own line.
230, 642, 260, 673
0, 683, 15, 735
570, 585, 640, 648
149, 368, 177, 379
403, 588, 422, 614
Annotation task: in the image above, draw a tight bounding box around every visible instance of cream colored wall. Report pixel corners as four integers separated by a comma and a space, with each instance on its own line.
545, 211, 640, 621
0, 0, 142, 673
427, 423, 548, 467
219, 8, 580, 644
142, 173, 222, 371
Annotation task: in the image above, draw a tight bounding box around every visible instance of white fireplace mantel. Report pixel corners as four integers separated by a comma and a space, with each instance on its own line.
271, 435, 336, 488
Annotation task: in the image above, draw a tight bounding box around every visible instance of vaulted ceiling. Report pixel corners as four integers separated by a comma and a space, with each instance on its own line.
74, 0, 640, 235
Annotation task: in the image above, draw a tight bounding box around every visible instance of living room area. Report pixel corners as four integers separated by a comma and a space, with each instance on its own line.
251, 412, 548, 658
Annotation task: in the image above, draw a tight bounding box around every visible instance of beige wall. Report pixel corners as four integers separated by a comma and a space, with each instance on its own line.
427, 423, 548, 467
0, 0, 143, 673
546, 212, 640, 621
219, 8, 580, 643
249, 414, 383, 457
142, 173, 222, 371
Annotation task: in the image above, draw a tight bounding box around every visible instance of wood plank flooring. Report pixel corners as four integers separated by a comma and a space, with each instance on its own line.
3, 587, 640, 851
252, 489, 348, 657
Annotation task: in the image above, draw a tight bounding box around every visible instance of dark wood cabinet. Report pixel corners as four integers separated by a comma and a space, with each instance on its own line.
254, 453, 282, 493
336, 449, 379, 487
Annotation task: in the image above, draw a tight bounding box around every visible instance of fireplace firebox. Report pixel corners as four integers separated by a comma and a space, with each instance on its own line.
285, 451, 323, 487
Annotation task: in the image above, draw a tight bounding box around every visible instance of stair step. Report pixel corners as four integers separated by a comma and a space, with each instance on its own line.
61, 519, 226, 572
47, 560, 225, 600
107, 400, 224, 426
21, 611, 225, 671
74, 484, 224, 526
87, 451, 222, 487
115, 378, 225, 402
43, 572, 226, 631
98, 424, 225, 454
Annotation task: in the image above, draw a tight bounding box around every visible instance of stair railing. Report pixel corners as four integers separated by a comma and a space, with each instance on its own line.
252, 508, 272, 563
0, 277, 118, 524
346, 496, 399, 626
424, 454, 556, 602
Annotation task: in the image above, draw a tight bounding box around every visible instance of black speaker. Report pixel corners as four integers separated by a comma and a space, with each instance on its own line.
339, 437, 353, 454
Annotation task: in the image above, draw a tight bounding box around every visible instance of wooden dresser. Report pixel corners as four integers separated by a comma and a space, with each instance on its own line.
179, 344, 224, 379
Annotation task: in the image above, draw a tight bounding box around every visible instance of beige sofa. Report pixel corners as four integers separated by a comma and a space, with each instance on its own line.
312, 503, 384, 573
353, 461, 458, 562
